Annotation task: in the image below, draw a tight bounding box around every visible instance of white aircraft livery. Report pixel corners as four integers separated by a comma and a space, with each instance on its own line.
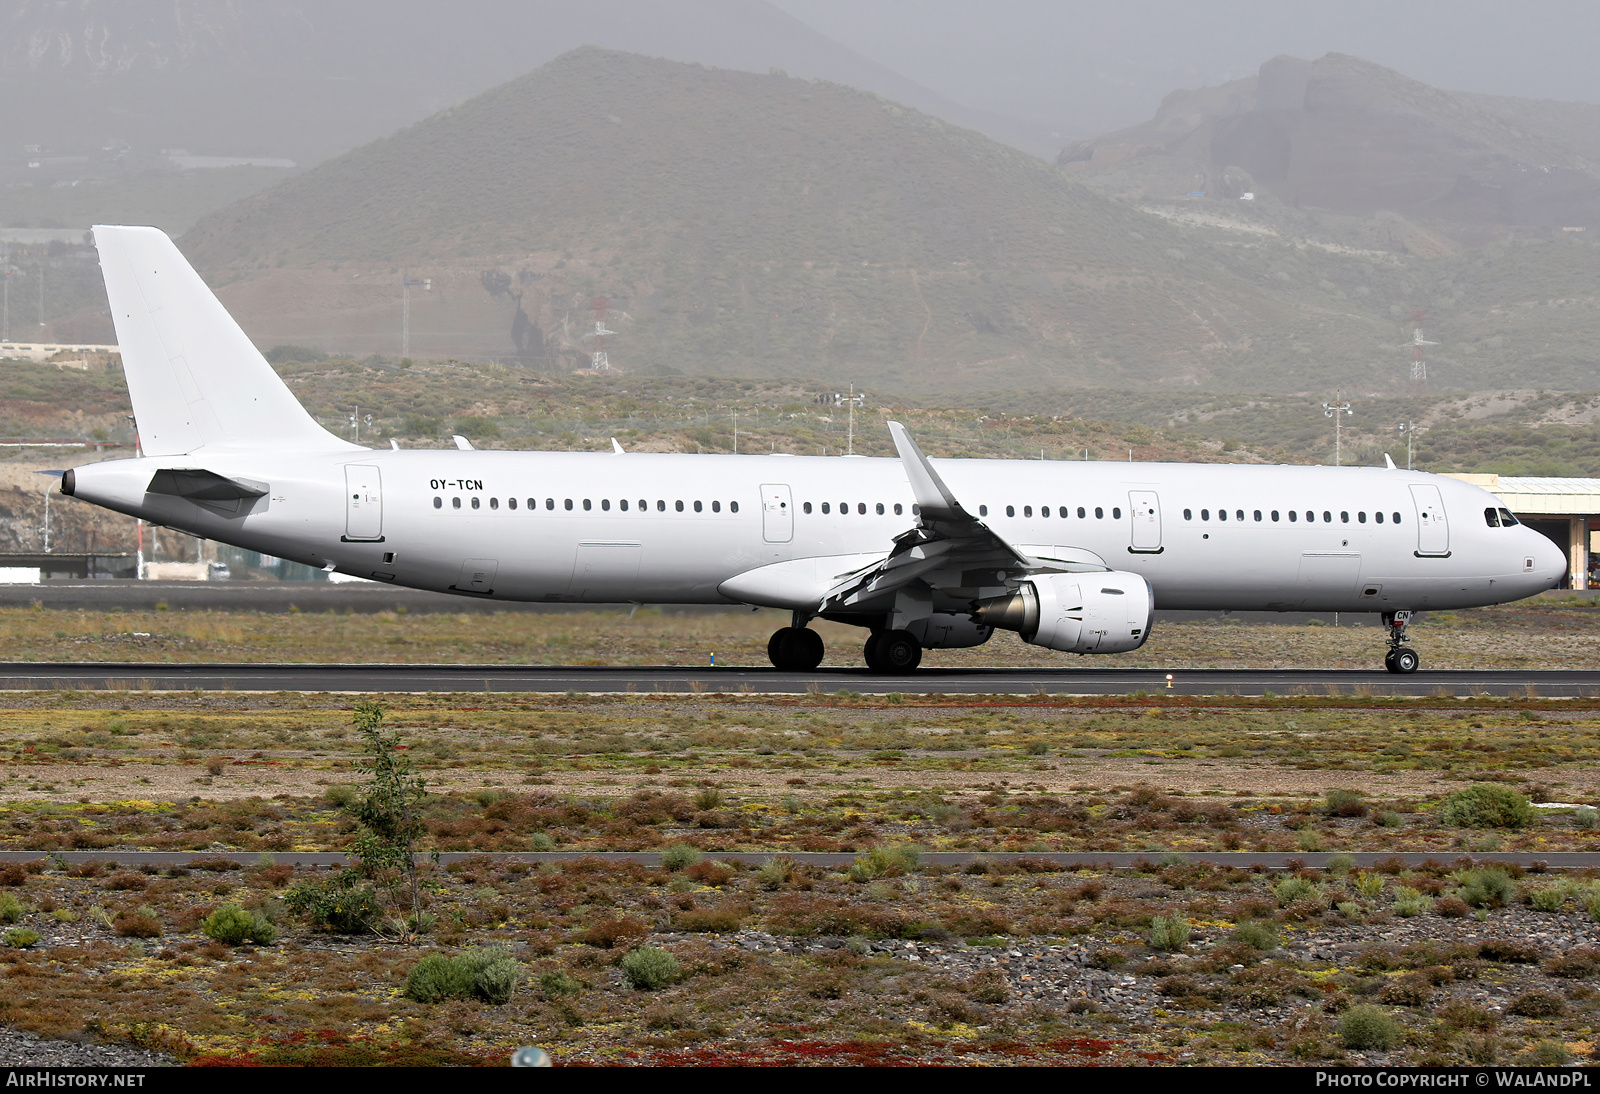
63, 226, 1566, 674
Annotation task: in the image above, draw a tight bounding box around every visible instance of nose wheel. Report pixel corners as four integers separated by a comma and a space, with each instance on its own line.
1382, 611, 1419, 674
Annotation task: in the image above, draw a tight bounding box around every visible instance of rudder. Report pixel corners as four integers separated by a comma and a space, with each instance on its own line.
94, 225, 357, 456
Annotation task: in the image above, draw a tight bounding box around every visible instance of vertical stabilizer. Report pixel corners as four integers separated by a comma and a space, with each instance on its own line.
93, 225, 359, 456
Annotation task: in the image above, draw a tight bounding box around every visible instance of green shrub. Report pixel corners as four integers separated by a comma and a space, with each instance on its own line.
621, 946, 679, 990
756, 855, 797, 890
659, 844, 703, 872
1529, 885, 1567, 912
403, 946, 521, 1005
1325, 790, 1367, 817
1148, 915, 1190, 952
1326, 853, 1356, 877
1436, 786, 1535, 829
1354, 873, 1386, 898
1392, 886, 1432, 917
284, 876, 382, 934
538, 969, 583, 998
1374, 811, 1405, 828
1338, 1005, 1402, 1050
1575, 807, 1598, 829
1272, 876, 1317, 904
4, 928, 38, 948
0, 895, 24, 924
1336, 901, 1362, 919
1456, 867, 1516, 908
1232, 920, 1279, 951
200, 904, 278, 945
848, 843, 921, 882
324, 784, 358, 808
1508, 990, 1566, 1018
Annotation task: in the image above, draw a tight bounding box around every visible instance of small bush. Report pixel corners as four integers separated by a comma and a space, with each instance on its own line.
4, 929, 38, 948
1392, 886, 1433, 917
581, 916, 649, 949
1272, 877, 1318, 904
1544, 947, 1600, 979
1326, 789, 1368, 817
659, 844, 703, 871
538, 969, 583, 998
621, 946, 679, 990
403, 946, 520, 1005
1232, 920, 1279, 951
0, 895, 23, 925
848, 843, 921, 881
200, 904, 278, 945
1574, 807, 1598, 829
283, 876, 381, 934
1148, 915, 1190, 952
1529, 886, 1567, 912
1374, 811, 1406, 828
113, 913, 161, 938
756, 855, 797, 890
1456, 867, 1516, 908
1437, 786, 1535, 829
1508, 990, 1566, 1017
1354, 873, 1386, 898
1478, 939, 1543, 964
1521, 1040, 1574, 1067
1338, 1005, 1402, 1049
104, 873, 147, 892
1434, 896, 1469, 918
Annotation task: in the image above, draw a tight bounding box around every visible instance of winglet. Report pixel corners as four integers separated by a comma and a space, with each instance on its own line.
452, 434, 475, 451
611, 438, 625, 454
886, 421, 971, 523
1384, 452, 1397, 470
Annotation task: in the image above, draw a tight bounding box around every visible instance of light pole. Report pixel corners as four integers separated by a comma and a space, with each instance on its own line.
1398, 422, 1418, 470
831, 386, 866, 454
1323, 397, 1352, 466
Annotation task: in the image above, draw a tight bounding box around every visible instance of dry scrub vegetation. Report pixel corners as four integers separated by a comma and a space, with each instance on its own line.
2, 596, 1600, 670
0, 677, 1596, 1063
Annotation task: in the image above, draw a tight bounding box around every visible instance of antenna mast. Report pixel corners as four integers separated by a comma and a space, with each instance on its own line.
1407, 310, 1436, 392
584, 296, 615, 371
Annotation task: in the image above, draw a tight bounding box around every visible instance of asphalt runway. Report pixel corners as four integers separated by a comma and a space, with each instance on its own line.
0, 662, 1593, 696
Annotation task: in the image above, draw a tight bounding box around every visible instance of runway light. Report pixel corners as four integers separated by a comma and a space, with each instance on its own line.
1166, 674, 1174, 690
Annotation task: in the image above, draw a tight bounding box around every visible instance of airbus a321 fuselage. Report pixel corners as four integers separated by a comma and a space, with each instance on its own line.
63, 226, 1567, 674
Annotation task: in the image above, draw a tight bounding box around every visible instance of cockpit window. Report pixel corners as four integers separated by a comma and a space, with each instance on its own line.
1499, 508, 1520, 527
1485, 507, 1501, 528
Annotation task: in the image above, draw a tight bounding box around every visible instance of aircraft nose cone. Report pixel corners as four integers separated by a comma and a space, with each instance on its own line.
1535, 532, 1568, 588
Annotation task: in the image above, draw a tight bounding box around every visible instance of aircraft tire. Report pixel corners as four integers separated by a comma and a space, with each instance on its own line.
862, 632, 886, 671
875, 629, 923, 674
767, 628, 794, 668
792, 628, 825, 670
1391, 648, 1420, 674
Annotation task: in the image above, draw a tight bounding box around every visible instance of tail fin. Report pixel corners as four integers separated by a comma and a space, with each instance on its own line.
93, 225, 358, 456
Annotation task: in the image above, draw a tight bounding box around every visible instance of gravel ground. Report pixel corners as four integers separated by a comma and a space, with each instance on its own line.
0, 1026, 175, 1067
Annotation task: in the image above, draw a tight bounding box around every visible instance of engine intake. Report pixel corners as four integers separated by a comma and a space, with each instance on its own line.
976, 571, 1154, 654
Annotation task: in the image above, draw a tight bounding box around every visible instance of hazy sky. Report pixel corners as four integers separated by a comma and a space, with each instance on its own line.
774, 0, 1600, 140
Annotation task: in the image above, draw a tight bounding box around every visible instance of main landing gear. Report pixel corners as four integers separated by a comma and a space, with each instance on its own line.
1382, 610, 1420, 674
864, 629, 922, 674
767, 624, 825, 671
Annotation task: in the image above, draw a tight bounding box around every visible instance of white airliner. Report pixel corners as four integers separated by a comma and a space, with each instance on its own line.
62, 226, 1565, 674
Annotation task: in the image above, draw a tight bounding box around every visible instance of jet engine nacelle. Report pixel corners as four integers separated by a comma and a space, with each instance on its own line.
977, 571, 1154, 654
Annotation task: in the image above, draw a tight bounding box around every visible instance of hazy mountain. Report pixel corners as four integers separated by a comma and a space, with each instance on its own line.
0, 0, 1053, 172
1059, 53, 1600, 236
158, 47, 1360, 392
44, 49, 1600, 395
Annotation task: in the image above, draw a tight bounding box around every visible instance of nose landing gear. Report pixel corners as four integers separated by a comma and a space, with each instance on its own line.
1382, 611, 1419, 674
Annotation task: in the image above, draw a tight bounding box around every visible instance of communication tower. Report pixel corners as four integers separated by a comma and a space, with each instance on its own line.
1407, 310, 1437, 390
583, 296, 615, 371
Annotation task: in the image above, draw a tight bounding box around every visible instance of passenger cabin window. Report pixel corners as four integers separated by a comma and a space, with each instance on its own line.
894, 503, 903, 515
803, 502, 812, 514
1201, 509, 1210, 521
1288, 511, 1297, 522
1058, 506, 1068, 518
876, 503, 884, 515
1023, 506, 1032, 517
978, 505, 987, 516
713, 501, 722, 513
1234, 509, 1242, 521
1271, 511, 1279, 521
471, 497, 480, 509
657, 500, 666, 511
1393, 512, 1402, 523
619, 499, 628, 511
1077, 507, 1086, 518
433, 497, 442, 509
509, 498, 518, 510
545, 498, 554, 510
1184, 509, 1192, 520
564, 499, 573, 510
857, 503, 866, 515
490, 497, 499, 510
1375, 512, 1384, 523
694, 501, 702, 512
1357, 511, 1366, 523
821, 502, 831, 514
730, 501, 739, 513
601, 499, 610, 511
1340, 511, 1348, 523
1095, 507, 1104, 519
1218, 509, 1227, 521
1253, 510, 1262, 521
675, 500, 684, 512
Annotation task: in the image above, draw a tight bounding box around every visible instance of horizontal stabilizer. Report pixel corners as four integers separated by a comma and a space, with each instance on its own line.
147, 468, 269, 503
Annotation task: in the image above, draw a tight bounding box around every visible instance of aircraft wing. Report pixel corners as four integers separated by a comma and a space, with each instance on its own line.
817, 422, 1041, 610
